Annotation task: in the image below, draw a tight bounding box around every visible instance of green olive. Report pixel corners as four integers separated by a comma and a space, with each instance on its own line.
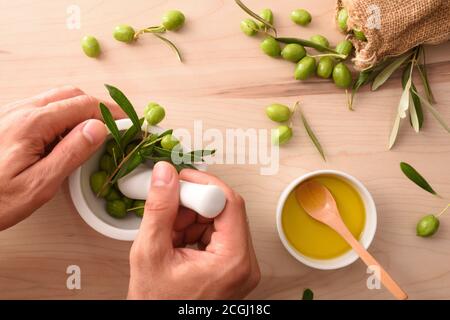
291, 9, 312, 26
261, 37, 281, 57
317, 57, 335, 79
295, 56, 316, 80
417, 215, 440, 237
257, 8, 274, 28
162, 10, 185, 31
337, 8, 349, 32
281, 43, 306, 63
90, 171, 111, 198
265, 104, 292, 123
106, 200, 128, 219
113, 25, 135, 43
310, 35, 329, 52
240, 19, 259, 37
335, 39, 353, 57
272, 125, 293, 145
81, 35, 101, 58
353, 29, 367, 41
144, 102, 166, 125
332, 62, 352, 88
106, 188, 122, 201
133, 200, 146, 218
106, 140, 120, 159
99, 154, 115, 174
123, 196, 134, 209
161, 134, 180, 150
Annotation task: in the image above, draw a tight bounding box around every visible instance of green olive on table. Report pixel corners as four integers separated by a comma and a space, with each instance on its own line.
81, 36, 101, 58
265, 104, 292, 123
272, 125, 293, 145
90, 171, 111, 198
281, 43, 306, 63
106, 199, 128, 219
144, 102, 166, 125
161, 134, 180, 150
99, 154, 115, 174
291, 9, 312, 26
294, 56, 316, 80
317, 57, 335, 79
337, 8, 349, 32
113, 25, 136, 43
353, 29, 367, 41
106, 188, 122, 201
240, 19, 259, 36
310, 35, 329, 52
335, 39, 353, 57
257, 8, 274, 28
332, 62, 352, 88
132, 200, 146, 218
162, 10, 186, 31
261, 37, 281, 57
416, 215, 440, 237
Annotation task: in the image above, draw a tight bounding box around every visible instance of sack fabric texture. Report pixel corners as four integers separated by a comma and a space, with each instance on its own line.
336, 0, 450, 70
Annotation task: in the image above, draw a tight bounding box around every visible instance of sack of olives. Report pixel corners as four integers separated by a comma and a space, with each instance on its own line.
336, 0, 450, 70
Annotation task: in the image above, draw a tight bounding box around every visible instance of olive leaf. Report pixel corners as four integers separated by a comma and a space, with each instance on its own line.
388, 75, 411, 149
401, 65, 423, 131
400, 162, 438, 196
121, 117, 145, 149
372, 51, 413, 91
234, 0, 277, 36
99, 103, 123, 151
411, 88, 450, 133
298, 106, 326, 161
302, 288, 314, 300
277, 37, 339, 55
152, 34, 183, 62
349, 70, 371, 110
417, 46, 435, 104
105, 84, 142, 134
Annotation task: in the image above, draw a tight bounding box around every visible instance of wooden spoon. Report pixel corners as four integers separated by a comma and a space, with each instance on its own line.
295, 180, 408, 300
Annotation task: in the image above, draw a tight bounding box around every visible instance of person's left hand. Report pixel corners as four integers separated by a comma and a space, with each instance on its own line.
0, 86, 121, 231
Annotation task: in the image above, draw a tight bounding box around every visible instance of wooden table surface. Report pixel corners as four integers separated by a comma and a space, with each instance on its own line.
0, 0, 449, 300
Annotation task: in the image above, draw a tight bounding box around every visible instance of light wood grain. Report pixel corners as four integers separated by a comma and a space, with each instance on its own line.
0, 0, 449, 300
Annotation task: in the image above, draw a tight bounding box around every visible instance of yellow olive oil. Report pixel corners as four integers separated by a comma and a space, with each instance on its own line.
282, 175, 366, 260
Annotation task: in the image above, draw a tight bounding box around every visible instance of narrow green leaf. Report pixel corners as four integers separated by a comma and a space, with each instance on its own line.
302, 289, 314, 300
349, 70, 371, 110
153, 34, 183, 62
121, 117, 145, 149
401, 64, 423, 130
412, 88, 450, 133
235, 0, 277, 35
408, 91, 420, 133
105, 84, 141, 134
372, 52, 413, 91
417, 46, 435, 104
276, 37, 339, 54
299, 106, 326, 161
157, 129, 174, 139
111, 151, 144, 184
400, 162, 438, 196
99, 103, 122, 150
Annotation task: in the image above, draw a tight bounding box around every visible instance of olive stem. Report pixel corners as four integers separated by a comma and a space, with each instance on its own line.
152, 33, 183, 62
436, 204, 450, 217
134, 25, 166, 40
345, 90, 353, 111
311, 53, 347, 60
127, 206, 145, 212
289, 101, 301, 127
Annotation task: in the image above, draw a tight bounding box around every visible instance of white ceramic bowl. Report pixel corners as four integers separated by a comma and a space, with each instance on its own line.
276, 170, 377, 270
69, 119, 204, 241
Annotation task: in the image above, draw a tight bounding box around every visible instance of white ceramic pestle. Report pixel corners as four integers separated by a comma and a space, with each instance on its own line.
117, 165, 226, 219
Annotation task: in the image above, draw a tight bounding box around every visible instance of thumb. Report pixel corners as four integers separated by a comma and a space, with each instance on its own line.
139, 161, 180, 253
33, 119, 107, 186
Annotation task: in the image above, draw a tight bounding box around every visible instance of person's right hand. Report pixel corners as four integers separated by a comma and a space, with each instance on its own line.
128, 162, 260, 300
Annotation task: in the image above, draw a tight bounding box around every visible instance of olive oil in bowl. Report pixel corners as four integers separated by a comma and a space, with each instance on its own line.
281, 175, 366, 260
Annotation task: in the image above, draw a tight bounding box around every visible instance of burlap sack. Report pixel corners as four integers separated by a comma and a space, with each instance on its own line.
336, 0, 450, 70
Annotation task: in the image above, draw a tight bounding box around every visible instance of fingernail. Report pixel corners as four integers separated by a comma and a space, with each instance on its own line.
83, 120, 107, 145
152, 161, 174, 186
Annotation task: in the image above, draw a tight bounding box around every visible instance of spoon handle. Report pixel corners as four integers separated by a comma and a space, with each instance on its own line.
333, 220, 408, 300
